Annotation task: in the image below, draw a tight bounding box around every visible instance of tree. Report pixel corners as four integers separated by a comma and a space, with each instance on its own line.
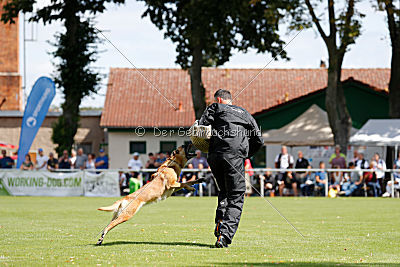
290, 0, 364, 153
1, 0, 124, 155
377, 0, 400, 118
140, 0, 298, 119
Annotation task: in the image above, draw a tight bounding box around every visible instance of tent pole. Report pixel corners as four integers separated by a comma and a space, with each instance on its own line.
393, 145, 398, 198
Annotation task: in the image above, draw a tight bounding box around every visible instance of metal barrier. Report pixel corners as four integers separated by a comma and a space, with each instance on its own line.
1, 168, 399, 198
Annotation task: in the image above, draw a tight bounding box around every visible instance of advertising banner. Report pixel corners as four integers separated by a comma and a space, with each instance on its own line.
0, 171, 120, 197
84, 171, 120, 197
0, 170, 83, 196
17, 77, 56, 168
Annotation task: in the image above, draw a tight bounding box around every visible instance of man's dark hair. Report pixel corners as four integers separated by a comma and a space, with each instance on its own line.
214, 89, 232, 101
348, 162, 355, 167
148, 153, 154, 157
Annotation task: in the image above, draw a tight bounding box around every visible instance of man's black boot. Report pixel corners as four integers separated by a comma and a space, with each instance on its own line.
215, 235, 229, 248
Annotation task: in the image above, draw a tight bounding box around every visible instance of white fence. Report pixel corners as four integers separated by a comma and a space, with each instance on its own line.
0, 168, 399, 198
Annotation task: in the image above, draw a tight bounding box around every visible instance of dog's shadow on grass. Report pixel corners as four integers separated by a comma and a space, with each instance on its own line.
92, 240, 214, 248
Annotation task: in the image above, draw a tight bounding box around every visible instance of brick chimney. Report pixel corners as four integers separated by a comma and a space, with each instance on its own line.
0, 2, 22, 111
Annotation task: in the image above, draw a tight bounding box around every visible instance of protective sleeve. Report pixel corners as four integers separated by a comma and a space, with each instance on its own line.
198, 103, 217, 126
247, 114, 264, 158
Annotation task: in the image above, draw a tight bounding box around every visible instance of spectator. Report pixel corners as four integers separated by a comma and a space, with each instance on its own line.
95, 149, 109, 169
155, 152, 167, 167
182, 163, 196, 182
373, 153, 385, 196
70, 150, 77, 168
74, 148, 88, 170
340, 162, 364, 196
85, 153, 96, 170
20, 154, 34, 170
259, 169, 275, 196
275, 146, 297, 196
36, 148, 48, 170
244, 159, 254, 196
128, 152, 143, 171
129, 175, 141, 193
329, 145, 346, 168
351, 150, 359, 164
191, 150, 209, 169
355, 153, 369, 170
119, 171, 129, 195
58, 150, 72, 169
47, 152, 58, 171
315, 161, 328, 195
0, 150, 14, 169
364, 161, 379, 197
145, 153, 157, 169
145, 152, 157, 181
300, 166, 315, 196
329, 165, 342, 192
295, 151, 310, 184
383, 152, 400, 197
182, 163, 197, 197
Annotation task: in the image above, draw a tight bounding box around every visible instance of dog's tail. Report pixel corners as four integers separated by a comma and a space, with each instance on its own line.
98, 201, 122, 212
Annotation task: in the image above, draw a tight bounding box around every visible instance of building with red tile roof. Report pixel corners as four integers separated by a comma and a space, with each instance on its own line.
101, 68, 389, 128
101, 68, 390, 168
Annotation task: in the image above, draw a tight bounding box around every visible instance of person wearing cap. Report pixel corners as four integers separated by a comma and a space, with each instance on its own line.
36, 148, 48, 170
198, 89, 263, 248
128, 152, 143, 172
95, 149, 109, 169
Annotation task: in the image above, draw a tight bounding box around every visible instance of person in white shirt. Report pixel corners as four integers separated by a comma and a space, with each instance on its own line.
36, 148, 48, 170
355, 153, 369, 169
275, 146, 297, 196
383, 152, 400, 197
128, 152, 143, 172
373, 153, 386, 196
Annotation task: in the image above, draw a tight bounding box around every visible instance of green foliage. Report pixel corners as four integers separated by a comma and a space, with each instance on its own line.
288, 0, 364, 53
140, 0, 300, 118
141, 0, 299, 69
1, 0, 124, 155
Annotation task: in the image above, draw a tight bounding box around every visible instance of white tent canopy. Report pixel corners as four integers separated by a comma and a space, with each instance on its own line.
349, 119, 400, 146
263, 104, 357, 146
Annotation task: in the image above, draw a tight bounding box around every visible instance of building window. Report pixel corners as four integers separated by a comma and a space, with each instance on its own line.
129, 141, 146, 154
160, 141, 177, 153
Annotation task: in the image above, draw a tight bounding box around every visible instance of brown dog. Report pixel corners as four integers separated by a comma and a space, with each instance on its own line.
96, 146, 203, 245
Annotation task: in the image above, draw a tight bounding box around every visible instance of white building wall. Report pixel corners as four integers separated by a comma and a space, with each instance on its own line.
108, 129, 191, 169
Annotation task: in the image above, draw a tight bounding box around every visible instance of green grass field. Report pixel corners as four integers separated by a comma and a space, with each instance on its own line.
0, 196, 399, 266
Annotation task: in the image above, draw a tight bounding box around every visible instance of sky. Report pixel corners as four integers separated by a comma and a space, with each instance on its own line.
19, 0, 392, 108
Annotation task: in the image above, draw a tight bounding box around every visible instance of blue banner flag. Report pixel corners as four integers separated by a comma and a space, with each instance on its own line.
17, 77, 56, 168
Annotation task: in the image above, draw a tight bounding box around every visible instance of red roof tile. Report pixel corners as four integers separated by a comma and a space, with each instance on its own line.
100, 68, 390, 128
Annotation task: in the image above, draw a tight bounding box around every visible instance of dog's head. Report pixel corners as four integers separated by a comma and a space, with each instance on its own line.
170, 144, 195, 168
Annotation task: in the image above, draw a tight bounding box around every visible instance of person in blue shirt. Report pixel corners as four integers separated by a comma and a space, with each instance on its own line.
0, 150, 14, 168
95, 149, 109, 169
315, 161, 328, 195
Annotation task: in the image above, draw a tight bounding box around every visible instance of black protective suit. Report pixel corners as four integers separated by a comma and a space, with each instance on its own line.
198, 103, 264, 244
